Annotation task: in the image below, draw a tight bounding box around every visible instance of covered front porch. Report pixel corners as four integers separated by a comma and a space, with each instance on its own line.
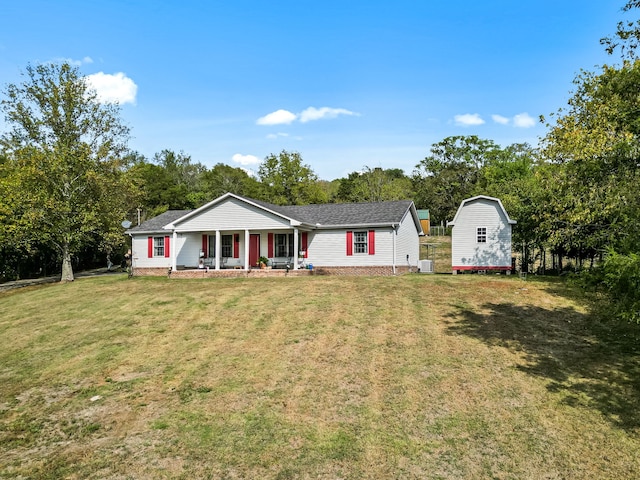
171, 227, 309, 272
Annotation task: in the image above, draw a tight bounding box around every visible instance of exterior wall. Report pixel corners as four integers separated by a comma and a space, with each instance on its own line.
307, 228, 395, 267
395, 212, 420, 269
451, 199, 512, 269
174, 197, 290, 232
419, 219, 430, 236
131, 235, 173, 270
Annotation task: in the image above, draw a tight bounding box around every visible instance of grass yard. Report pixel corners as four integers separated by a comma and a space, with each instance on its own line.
1, 274, 639, 479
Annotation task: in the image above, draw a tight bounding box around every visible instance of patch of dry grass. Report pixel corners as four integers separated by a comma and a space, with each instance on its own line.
0, 274, 639, 479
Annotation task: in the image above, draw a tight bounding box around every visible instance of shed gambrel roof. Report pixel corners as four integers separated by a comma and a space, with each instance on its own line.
447, 195, 517, 226
127, 193, 423, 234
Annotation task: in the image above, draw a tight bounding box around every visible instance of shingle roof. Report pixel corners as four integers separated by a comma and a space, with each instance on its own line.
126, 209, 192, 233
128, 195, 416, 233
238, 195, 413, 227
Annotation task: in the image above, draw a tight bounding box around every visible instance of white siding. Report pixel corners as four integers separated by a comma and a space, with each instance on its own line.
174, 197, 290, 232
307, 228, 395, 266
176, 233, 200, 267
451, 198, 512, 268
395, 211, 420, 268
131, 235, 173, 269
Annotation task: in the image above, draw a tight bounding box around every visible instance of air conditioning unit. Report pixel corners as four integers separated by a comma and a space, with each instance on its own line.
419, 260, 434, 273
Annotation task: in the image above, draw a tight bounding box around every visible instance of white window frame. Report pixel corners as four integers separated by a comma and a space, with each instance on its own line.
208, 234, 233, 258
221, 234, 233, 258
153, 236, 165, 257
477, 227, 487, 243
353, 231, 368, 254
275, 233, 294, 257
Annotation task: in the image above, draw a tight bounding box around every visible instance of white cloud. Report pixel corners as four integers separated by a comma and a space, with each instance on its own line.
266, 132, 290, 139
299, 106, 357, 123
54, 56, 93, 66
256, 109, 297, 125
257, 106, 358, 126
232, 153, 260, 166
491, 112, 537, 128
85, 72, 137, 105
491, 114, 509, 125
454, 113, 485, 126
513, 112, 536, 128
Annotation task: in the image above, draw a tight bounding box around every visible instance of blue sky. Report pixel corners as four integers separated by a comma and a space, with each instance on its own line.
0, 1, 628, 180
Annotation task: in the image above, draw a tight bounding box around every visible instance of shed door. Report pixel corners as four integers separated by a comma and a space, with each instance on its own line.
249, 234, 260, 267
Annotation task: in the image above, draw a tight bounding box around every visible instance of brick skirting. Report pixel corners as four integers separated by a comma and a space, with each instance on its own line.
313, 265, 412, 276
134, 265, 412, 278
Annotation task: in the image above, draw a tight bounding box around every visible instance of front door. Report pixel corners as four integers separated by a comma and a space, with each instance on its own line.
249, 234, 260, 267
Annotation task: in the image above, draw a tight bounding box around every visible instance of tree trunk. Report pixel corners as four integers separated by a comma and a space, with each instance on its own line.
61, 243, 74, 282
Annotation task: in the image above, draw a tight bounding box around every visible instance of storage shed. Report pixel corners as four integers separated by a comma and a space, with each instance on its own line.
447, 195, 516, 274
417, 209, 430, 236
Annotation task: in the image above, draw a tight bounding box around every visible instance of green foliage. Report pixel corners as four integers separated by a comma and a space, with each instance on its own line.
600, 1, 640, 60
0, 62, 133, 281
600, 249, 640, 323
335, 166, 414, 203
413, 135, 500, 223
258, 150, 326, 205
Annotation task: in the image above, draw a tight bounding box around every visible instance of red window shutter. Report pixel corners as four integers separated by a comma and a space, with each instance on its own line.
368, 230, 375, 255
301, 232, 308, 258
234, 234, 240, 258
346, 231, 353, 256
202, 235, 208, 258
164, 236, 170, 258
268, 233, 274, 257
148, 236, 153, 258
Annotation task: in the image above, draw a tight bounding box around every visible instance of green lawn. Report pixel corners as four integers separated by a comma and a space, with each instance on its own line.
1, 274, 639, 479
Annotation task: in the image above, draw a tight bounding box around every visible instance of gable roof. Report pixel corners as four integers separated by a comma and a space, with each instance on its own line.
448, 195, 516, 226
126, 209, 192, 234
127, 193, 423, 234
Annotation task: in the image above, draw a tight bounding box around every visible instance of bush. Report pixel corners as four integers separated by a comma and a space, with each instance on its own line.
601, 249, 640, 323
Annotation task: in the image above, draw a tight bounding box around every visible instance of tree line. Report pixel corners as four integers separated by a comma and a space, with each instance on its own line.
2, 2, 640, 321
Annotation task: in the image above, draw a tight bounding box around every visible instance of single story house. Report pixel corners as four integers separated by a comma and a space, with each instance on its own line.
126, 193, 423, 277
447, 195, 516, 274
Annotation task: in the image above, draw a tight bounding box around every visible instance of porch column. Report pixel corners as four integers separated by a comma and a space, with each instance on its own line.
172, 231, 178, 271
244, 229, 250, 271
293, 227, 299, 270
215, 230, 221, 270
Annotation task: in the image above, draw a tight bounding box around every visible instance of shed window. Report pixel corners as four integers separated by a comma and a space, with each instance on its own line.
353, 231, 368, 253
477, 227, 487, 243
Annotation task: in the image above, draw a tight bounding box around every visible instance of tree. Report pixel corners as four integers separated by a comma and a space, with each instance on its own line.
199, 163, 262, 201
601, 1, 640, 60
336, 167, 414, 203
0, 62, 132, 281
257, 150, 327, 205
413, 136, 500, 223
541, 61, 640, 260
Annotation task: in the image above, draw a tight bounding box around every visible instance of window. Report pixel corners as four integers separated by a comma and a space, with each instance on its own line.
208, 234, 233, 257
477, 227, 487, 243
154, 237, 165, 257
221, 235, 233, 258
275, 233, 294, 257
354, 231, 368, 253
